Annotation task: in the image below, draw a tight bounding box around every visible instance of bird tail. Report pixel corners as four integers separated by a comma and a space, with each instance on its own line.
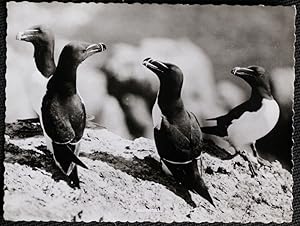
52, 142, 88, 176
205, 117, 218, 121
68, 165, 80, 188
190, 161, 215, 207
201, 126, 222, 137
164, 160, 215, 207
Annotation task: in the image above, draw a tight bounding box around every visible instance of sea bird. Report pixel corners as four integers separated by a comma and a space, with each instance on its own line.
16, 24, 55, 117
41, 41, 106, 187
143, 57, 214, 206
201, 66, 280, 177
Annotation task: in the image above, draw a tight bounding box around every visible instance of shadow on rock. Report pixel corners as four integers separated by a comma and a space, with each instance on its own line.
5, 142, 77, 188
80, 151, 198, 207
202, 139, 236, 160
5, 119, 43, 139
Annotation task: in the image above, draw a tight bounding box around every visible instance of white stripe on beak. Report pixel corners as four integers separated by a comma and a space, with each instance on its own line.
25, 29, 39, 32
16, 29, 39, 40
155, 61, 168, 69
145, 62, 164, 73
86, 43, 106, 53
142, 58, 165, 73
232, 67, 255, 75
86, 43, 98, 52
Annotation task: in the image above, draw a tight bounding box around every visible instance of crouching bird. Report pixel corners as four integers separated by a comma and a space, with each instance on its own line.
143, 57, 214, 207
16, 24, 55, 117
201, 66, 280, 177
41, 41, 106, 187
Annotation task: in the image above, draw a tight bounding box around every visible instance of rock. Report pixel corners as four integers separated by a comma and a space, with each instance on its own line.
4, 121, 292, 223
101, 38, 223, 138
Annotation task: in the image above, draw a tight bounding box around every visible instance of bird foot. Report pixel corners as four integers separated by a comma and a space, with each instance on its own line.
248, 162, 258, 177
237, 150, 258, 177
257, 156, 272, 169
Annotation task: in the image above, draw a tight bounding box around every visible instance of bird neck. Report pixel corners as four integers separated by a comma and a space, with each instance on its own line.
33, 44, 55, 78
48, 59, 78, 95
157, 87, 184, 119
251, 86, 273, 100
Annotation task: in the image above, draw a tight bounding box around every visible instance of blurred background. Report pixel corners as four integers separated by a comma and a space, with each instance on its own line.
6, 3, 294, 169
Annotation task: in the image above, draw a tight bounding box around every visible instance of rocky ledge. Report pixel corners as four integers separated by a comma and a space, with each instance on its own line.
4, 120, 292, 223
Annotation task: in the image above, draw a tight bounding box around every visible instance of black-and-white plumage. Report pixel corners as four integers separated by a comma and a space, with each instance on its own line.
41, 41, 106, 187
201, 66, 280, 176
143, 58, 214, 206
16, 25, 56, 117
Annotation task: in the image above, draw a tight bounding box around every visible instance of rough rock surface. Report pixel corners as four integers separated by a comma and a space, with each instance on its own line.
4, 121, 292, 223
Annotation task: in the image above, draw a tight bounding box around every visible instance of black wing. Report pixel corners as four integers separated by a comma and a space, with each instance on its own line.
154, 111, 202, 162
42, 93, 86, 143
42, 94, 75, 143
207, 99, 262, 129
188, 111, 203, 157
154, 112, 215, 206
69, 99, 86, 143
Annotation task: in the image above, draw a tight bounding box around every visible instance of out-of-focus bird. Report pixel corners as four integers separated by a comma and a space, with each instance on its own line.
41, 41, 106, 187
143, 57, 214, 206
201, 66, 280, 177
16, 24, 55, 117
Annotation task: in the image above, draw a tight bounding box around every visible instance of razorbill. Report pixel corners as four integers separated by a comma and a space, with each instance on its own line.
41, 41, 106, 187
16, 24, 55, 117
201, 66, 280, 177
143, 57, 214, 206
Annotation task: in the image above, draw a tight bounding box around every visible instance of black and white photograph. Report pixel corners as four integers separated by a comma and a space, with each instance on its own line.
4, 2, 294, 223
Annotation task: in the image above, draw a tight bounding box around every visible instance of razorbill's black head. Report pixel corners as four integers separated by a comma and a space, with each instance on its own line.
58, 41, 106, 67
16, 24, 54, 47
232, 66, 272, 99
143, 57, 183, 100
16, 24, 55, 78
49, 42, 106, 92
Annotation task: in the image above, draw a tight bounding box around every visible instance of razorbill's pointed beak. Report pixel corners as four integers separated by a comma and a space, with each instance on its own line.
86, 43, 106, 55
231, 67, 255, 76
16, 29, 39, 41
143, 58, 168, 74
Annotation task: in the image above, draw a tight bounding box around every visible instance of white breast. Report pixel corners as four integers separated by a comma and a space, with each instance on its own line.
227, 98, 280, 147
25, 69, 49, 117
152, 93, 163, 130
